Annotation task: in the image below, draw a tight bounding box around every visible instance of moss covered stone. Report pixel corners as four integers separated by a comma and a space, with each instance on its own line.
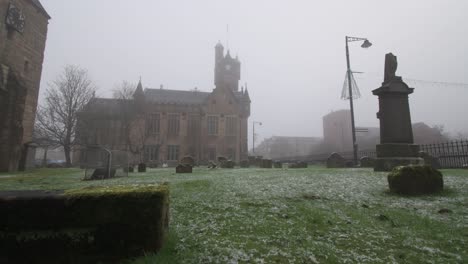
0, 184, 169, 263
387, 166, 443, 195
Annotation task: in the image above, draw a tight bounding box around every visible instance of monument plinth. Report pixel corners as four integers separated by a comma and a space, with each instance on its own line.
372, 53, 423, 171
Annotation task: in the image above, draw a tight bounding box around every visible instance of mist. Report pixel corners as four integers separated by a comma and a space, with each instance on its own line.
39, 0, 468, 144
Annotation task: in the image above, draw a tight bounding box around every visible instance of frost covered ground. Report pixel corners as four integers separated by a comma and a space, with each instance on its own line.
1, 167, 467, 263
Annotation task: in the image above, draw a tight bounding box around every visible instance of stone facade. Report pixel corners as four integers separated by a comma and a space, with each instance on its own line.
0, 0, 50, 172
75, 43, 250, 166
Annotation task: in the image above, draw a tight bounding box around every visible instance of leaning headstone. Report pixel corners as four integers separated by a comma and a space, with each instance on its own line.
180, 156, 195, 167
261, 159, 272, 168
418, 151, 440, 169
360, 156, 375, 168
274, 161, 283, 168
239, 160, 250, 168
388, 165, 443, 195
207, 161, 217, 169
326, 153, 346, 168
176, 164, 192, 173
372, 53, 423, 171
89, 168, 116, 180
138, 163, 147, 172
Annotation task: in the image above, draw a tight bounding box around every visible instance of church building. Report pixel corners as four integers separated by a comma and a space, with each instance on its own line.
0, 0, 50, 171
76, 43, 251, 165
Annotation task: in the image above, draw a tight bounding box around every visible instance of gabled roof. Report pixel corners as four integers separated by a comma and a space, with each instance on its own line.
29, 0, 51, 19
145, 89, 210, 104
144, 88, 246, 105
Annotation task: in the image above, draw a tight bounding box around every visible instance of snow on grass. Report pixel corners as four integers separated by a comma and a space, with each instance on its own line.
1, 167, 467, 263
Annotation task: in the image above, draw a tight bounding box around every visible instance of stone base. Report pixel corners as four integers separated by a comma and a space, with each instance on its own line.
376, 143, 420, 157
374, 157, 424, 172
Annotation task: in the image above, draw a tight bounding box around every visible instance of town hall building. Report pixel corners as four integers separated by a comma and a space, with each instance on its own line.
76, 43, 251, 165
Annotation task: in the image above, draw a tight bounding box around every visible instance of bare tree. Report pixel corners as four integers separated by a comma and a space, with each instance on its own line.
35, 65, 96, 167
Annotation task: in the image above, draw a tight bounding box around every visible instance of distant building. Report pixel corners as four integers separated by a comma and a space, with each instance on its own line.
322, 110, 449, 153
323, 110, 353, 152
75, 43, 251, 165
255, 136, 322, 159
0, 0, 50, 171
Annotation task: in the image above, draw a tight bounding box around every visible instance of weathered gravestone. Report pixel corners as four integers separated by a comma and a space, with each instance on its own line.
239, 160, 250, 168
220, 160, 235, 168
372, 53, 424, 171
360, 156, 375, 168
180, 156, 195, 167
176, 164, 193, 173
326, 153, 346, 168
418, 151, 441, 169
288, 161, 307, 168
388, 165, 443, 195
261, 159, 272, 168
138, 163, 147, 172
274, 161, 283, 168
89, 168, 116, 180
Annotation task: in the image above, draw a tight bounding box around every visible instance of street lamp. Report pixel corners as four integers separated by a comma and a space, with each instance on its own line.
345, 36, 372, 166
252, 121, 262, 155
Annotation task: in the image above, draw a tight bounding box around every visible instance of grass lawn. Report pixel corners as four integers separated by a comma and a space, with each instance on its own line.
1, 166, 467, 263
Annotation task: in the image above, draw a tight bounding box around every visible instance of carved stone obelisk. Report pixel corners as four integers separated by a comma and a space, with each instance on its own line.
372, 53, 423, 171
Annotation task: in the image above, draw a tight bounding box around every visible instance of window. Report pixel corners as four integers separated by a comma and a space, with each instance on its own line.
168, 114, 180, 136
146, 114, 160, 135
144, 145, 159, 161
207, 115, 218, 135
225, 116, 237, 136
167, 145, 180, 161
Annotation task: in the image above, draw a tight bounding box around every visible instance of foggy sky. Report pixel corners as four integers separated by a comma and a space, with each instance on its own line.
39, 0, 468, 145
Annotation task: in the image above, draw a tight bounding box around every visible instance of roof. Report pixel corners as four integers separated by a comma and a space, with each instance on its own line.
144, 88, 245, 105
83, 98, 130, 114
29, 0, 51, 19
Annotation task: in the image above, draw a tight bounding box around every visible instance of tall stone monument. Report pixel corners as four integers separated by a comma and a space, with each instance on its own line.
372, 53, 423, 171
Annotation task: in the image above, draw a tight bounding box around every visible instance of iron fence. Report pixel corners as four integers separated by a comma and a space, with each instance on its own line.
277, 139, 468, 169
420, 140, 468, 169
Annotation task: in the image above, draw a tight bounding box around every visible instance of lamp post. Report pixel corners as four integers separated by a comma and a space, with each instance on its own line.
345, 36, 372, 166
252, 121, 262, 155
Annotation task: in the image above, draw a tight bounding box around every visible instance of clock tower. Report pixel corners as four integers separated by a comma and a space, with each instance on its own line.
214, 42, 241, 91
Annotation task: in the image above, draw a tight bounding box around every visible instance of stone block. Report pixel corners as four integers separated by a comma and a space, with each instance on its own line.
176, 164, 192, 173
326, 153, 346, 168
376, 144, 420, 158
388, 165, 443, 195
239, 160, 250, 168
374, 157, 424, 172
261, 159, 272, 168
360, 156, 375, 168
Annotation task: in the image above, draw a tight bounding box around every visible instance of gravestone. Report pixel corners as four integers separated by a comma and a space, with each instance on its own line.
138, 163, 147, 172
176, 164, 192, 173
372, 53, 424, 171
274, 161, 283, 168
326, 153, 346, 168
220, 160, 235, 168
289, 161, 307, 168
418, 151, 441, 169
180, 156, 195, 167
261, 159, 272, 168
239, 160, 250, 168
360, 156, 375, 168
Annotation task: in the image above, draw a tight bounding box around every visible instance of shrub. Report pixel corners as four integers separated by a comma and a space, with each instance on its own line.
387, 165, 443, 195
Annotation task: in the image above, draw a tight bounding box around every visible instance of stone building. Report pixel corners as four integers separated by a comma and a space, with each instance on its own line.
0, 0, 50, 171
76, 43, 250, 166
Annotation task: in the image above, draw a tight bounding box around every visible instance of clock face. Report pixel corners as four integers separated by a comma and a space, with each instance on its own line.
5, 3, 26, 33
225, 64, 232, 71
